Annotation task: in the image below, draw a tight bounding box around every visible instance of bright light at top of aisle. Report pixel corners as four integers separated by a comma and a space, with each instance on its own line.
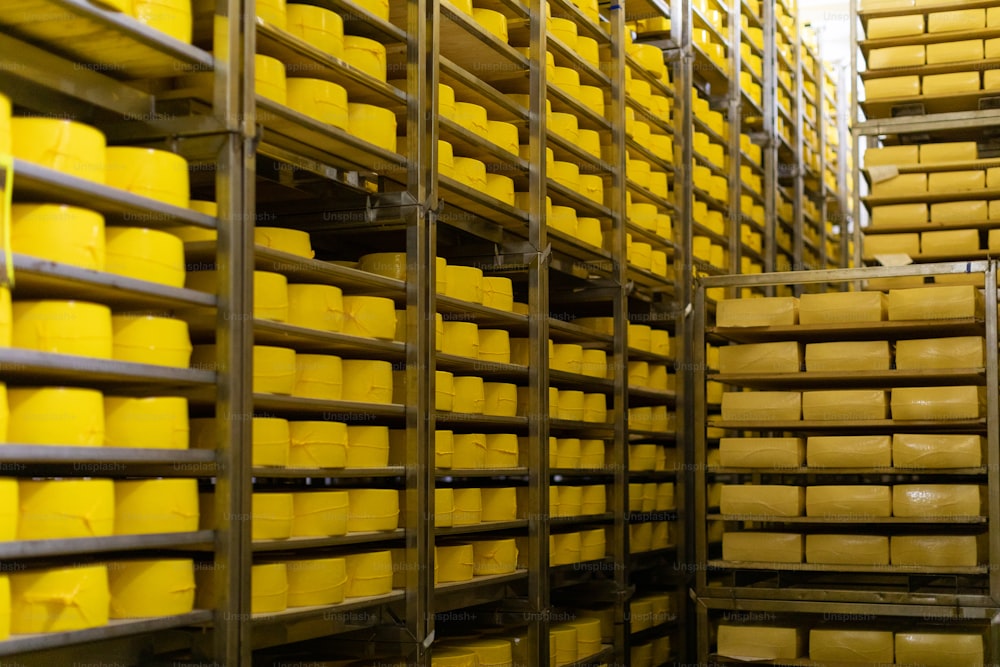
797, 0, 853, 66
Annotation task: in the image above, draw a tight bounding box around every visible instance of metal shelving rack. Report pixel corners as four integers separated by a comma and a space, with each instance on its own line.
691, 261, 1000, 663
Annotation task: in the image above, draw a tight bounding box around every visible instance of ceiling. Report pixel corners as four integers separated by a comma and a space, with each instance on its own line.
797, 0, 853, 67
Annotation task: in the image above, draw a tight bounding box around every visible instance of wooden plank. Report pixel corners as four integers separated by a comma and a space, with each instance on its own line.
864, 187, 1000, 206
709, 318, 986, 343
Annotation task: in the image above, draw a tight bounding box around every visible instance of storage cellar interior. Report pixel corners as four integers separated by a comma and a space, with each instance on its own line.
8, 0, 1000, 664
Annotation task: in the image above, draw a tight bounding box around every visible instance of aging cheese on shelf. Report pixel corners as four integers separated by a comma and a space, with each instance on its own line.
801, 390, 888, 420
932, 199, 991, 222
888, 285, 984, 320
895, 632, 984, 667
806, 534, 889, 565
798, 292, 887, 324
895, 336, 985, 369
864, 145, 919, 167
719, 485, 804, 517
928, 8, 985, 32
871, 172, 927, 197
927, 39, 983, 64
891, 385, 985, 420
804, 341, 890, 372
921, 229, 980, 255
927, 169, 985, 193
862, 233, 919, 259
716, 625, 803, 660
806, 486, 892, 517
924, 71, 981, 96
891, 534, 984, 566
807, 435, 892, 468
892, 433, 983, 468
921, 141, 978, 163
869, 203, 928, 229
892, 484, 982, 517
722, 532, 802, 563
866, 75, 919, 99
988, 37, 1000, 58
718, 437, 804, 468
715, 297, 798, 327
809, 629, 894, 663
721, 392, 801, 421
867, 14, 924, 39
868, 44, 925, 69
717, 342, 802, 374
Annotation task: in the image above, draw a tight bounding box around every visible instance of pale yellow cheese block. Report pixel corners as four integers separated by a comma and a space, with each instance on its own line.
896, 336, 985, 369
869, 203, 928, 229
806, 534, 889, 565
718, 342, 802, 374
715, 297, 798, 327
992, 200, 1000, 220
922, 229, 980, 255
722, 532, 802, 563
871, 172, 927, 197
988, 167, 1000, 189
921, 141, 978, 163
809, 629, 893, 663
928, 8, 984, 33
891, 385, 985, 419
892, 534, 983, 566
799, 292, 887, 324
862, 233, 919, 259
864, 145, 919, 167
991, 6, 1000, 27
866, 75, 919, 98
719, 437, 804, 468
802, 390, 888, 420
716, 625, 803, 660
924, 71, 981, 96
893, 433, 983, 468
804, 341, 890, 372
719, 485, 804, 517
927, 39, 983, 64
987, 37, 1000, 58
927, 169, 985, 193
721, 391, 801, 421
866, 14, 924, 39
892, 484, 982, 516
807, 435, 891, 468
985, 70, 1000, 90
895, 632, 984, 666
931, 200, 989, 223
806, 485, 892, 517
868, 44, 925, 69
888, 285, 984, 320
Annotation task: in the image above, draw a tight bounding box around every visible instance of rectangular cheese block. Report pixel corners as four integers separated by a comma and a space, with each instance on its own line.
921, 141, 978, 163
921, 229, 980, 255
718, 342, 802, 374
865, 276, 928, 291
720, 485, 804, 517
868, 44, 925, 69
927, 169, 985, 193
871, 172, 927, 197
809, 630, 894, 663
987, 37, 1000, 58
988, 167, 1000, 189
923, 71, 981, 96
866, 75, 920, 99
801, 390, 888, 420
895, 336, 985, 369
716, 297, 798, 327
864, 145, 919, 167
806, 485, 892, 517
928, 9, 985, 33
926, 39, 983, 64
892, 433, 984, 468
985, 69, 1000, 90
989, 228, 1000, 251
805, 534, 890, 565
867, 14, 925, 39
895, 632, 984, 667
891, 385, 986, 419
992, 200, 1000, 219
862, 233, 920, 260
930, 199, 989, 223
804, 341, 891, 372
991, 6, 1000, 27
933, 272, 985, 286
870, 203, 928, 229
719, 437, 804, 468
722, 532, 802, 563
807, 435, 892, 468
721, 391, 801, 421
717, 625, 803, 660
799, 292, 887, 324
891, 534, 984, 566
888, 285, 984, 320
892, 484, 983, 516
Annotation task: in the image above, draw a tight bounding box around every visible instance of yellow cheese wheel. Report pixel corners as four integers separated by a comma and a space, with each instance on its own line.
347, 489, 399, 532
341, 359, 393, 404
551, 531, 581, 565
551, 624, 579, 666
579, 527, 606, 561
436, 487, 454, 527
0, 479, 15, 542
105, 227, 185, 287
342, 295, 397, 340
108, 559, 195, 619
453, 488, 482, 526
254, 227, 313, 259
432, 648, 478, 666
437, 544, 475, 583
344, 550, 394, 597
286, 4, 343, 57
556, 389, 584, 421
287, 284, 344, 332
358, 252, 406, 280
247, 345, 296, 394
0, 574, 8, 640
11, 204, 105, 271
246, 417, 290, 467
252, 493, 294, 540
113, 313, 193, 368
286, 78, 349, 130
481, 487, 517, 522
444, 265, 485, 304
11, 565, 109, 633
345, 425, 390, 467
454, 101, 489, 136
292, 490, 348, 537
343, 35, 388, 81
251, 563, 288, 614
284, 557, 347, 608
13, 300, 112, 359
105, 147, 189, 209
483, 433, 518, 468
434, 370, 455, 411
435, 429, 455, 469
18, 479, 113, 539
476, 329, 511, 365
8, 387, 103, 446
104, 396, 188, 449
131, 0, 191, 41
115, 478, 199, 535
11, 118, 106, 183
483, 383, 517, 418
471, 539, 518, 575
289, 420, 348, 468
453, 433, 487, 469
293, 354, 342, 401
551, 343, 583, 374
582, 393, 607, 423
576, 439, 603, 469
348, 103, 397, 152
485, 173, 516, 206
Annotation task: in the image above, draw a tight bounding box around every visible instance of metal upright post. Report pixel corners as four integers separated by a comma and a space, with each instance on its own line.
761, 0, 778, 283
850, 2, 864, 269
792, 16, 805, 277
815, 39, 828, 271
986, 261, 1000, 603
837, 64, 853, 268
728, 0, 744, 284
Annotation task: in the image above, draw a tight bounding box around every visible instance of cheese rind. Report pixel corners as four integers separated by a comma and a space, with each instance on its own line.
987, 37, 1000, 58
798, 292, 886, 324
865, 74, 919, 98
923, 71, 981, 96
722, 532, 802, 563
926, 39, 983, 64
804, 341, 890, 372
892, 484, 982, 517
719, 437, 804, 468
717, 625, 803, 660
807, 435, 891, 468
718, 342, 801, 374
862, 233, 919, 259
921, 229, 980, 255
869, 203, 927, 229
716, 297, 798, 327
891, 385, 986, 419
721, 392, 801, 421
801, 390, 888, 421
927, 169, 985, 193
868, 44, 925, 69
892, 433, 983, 468
928, 8, 985, 33
895, 336, 985, 369
870, 173, 926, 197
895, 632, 984, 667
891, 534, 984, 565
805, 534, 889, 565
866, 14, 925, 39
720, 485, 804, 517
864, 145, 919, 167
806, 486, 892, 517
888, 285, 984, 320
930, 200, 989, 225
921, 141, 978, 163
809, 630, 893, 663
